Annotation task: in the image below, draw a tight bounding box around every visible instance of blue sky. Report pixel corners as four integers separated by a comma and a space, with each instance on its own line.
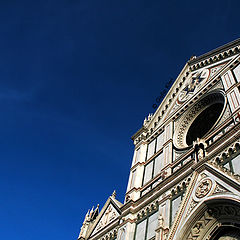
0, 0, 239, 239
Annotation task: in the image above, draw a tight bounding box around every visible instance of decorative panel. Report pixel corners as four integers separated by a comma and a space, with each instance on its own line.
143, 161, 153, 185
147, 139, 156, 160
222, 70, 235, 90
231, 154, 240, 174
233, 64, 240, 82
227, 88, 240, 112
154, 152, 164, 177
171, 195, 181, 222
156, 132, 164, 152
135, 219, 147, 240
130, 170, 136, 188
135, 148, 141, 164
146, 212, 158, 240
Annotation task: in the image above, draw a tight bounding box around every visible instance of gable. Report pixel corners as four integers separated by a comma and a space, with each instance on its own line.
163, 60, 230, 123
91, 203, 120, 236
168, 162, 240, 240
88, 197, 122, 238
144, 53, 239, 134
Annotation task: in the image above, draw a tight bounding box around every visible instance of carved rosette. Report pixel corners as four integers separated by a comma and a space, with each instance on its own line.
195, 178, 213, 199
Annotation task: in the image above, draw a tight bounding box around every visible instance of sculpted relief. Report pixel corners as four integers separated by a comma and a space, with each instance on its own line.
96, 205, 117, 231
195, 179, 212, 198
92, 204, 119, 235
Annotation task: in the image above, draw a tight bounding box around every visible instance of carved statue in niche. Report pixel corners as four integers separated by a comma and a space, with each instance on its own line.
193, 138, 207, 162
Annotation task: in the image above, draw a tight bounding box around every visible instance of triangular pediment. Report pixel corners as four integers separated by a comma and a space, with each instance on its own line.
167, 163, 240, 240
143, 53, 239, 133
88, 196, 122, 238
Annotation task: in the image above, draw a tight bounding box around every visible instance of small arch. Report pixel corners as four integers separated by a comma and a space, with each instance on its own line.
234, 47, 240, 53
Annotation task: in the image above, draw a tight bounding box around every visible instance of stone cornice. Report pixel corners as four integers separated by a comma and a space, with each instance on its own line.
131, 126, 148, 145
189, 38, 240, 71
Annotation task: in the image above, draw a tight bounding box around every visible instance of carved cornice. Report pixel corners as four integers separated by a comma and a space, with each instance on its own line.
189, 38, 240, 70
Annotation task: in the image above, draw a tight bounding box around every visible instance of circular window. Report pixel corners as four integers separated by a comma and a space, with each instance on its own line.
174, 92, 225, 149
186, 102, 224, 145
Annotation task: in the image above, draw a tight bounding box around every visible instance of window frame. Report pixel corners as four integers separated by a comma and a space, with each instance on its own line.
134, 210, 159, 240
170, 190, 185, 225
146, 131, 164, 161
142, 151, 164, 187
221, 152, 240, 174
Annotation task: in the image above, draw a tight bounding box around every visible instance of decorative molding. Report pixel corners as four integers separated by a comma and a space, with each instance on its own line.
186, 199, 198, 218
99, 228, 118, 240
184, 203, 240, 240
136, 200, 159, 220
212, 183, 229, 195
186, 209, 214, 240
174, 92, 225, 149
170, 175, 192, 196
209, 64, 225, 78
189, 39, 240, 70
195, 179, 212, 199
92, 204, 119, 235
177, 69, 210, 104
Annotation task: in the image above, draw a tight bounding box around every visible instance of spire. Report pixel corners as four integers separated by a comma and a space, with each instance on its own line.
78, 209, 91, 239
143, 113, 153, 127
92, 204, 99, 220
84, 209, 90, 223
89, 206, 94, 219
111, 190, 116, 199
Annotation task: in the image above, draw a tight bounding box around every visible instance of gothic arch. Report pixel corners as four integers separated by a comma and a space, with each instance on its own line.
178, 198, 240, 240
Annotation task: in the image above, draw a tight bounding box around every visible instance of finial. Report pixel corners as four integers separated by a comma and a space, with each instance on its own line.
112, 190, 116, 199
95, 204, 99, 213
85, 209, 90, 217
190, 55, 196, 61
89, 206, 94, 217
143, 117, 147, 126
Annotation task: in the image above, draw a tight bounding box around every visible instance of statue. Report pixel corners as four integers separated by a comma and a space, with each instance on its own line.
193, 138, 207, 162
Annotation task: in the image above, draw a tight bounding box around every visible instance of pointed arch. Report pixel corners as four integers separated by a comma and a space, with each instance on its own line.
177, 197, 240, 240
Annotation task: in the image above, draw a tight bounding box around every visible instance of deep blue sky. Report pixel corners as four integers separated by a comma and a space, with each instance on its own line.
0, 0, 239, 239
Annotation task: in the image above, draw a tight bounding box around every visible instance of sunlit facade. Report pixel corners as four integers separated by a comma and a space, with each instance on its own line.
78, 39, 240, 240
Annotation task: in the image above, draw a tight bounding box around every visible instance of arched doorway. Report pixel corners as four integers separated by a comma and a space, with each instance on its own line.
178, 199, 240, 240
211, 226, 240, 240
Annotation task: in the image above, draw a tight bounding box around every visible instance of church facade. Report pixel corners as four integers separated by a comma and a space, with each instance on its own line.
78, 39, 240, 240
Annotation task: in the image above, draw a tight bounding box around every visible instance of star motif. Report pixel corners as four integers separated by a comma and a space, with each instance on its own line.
183, 72, 205, 94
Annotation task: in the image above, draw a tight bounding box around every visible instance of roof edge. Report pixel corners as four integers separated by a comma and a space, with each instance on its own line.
189, 38, 240, 65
